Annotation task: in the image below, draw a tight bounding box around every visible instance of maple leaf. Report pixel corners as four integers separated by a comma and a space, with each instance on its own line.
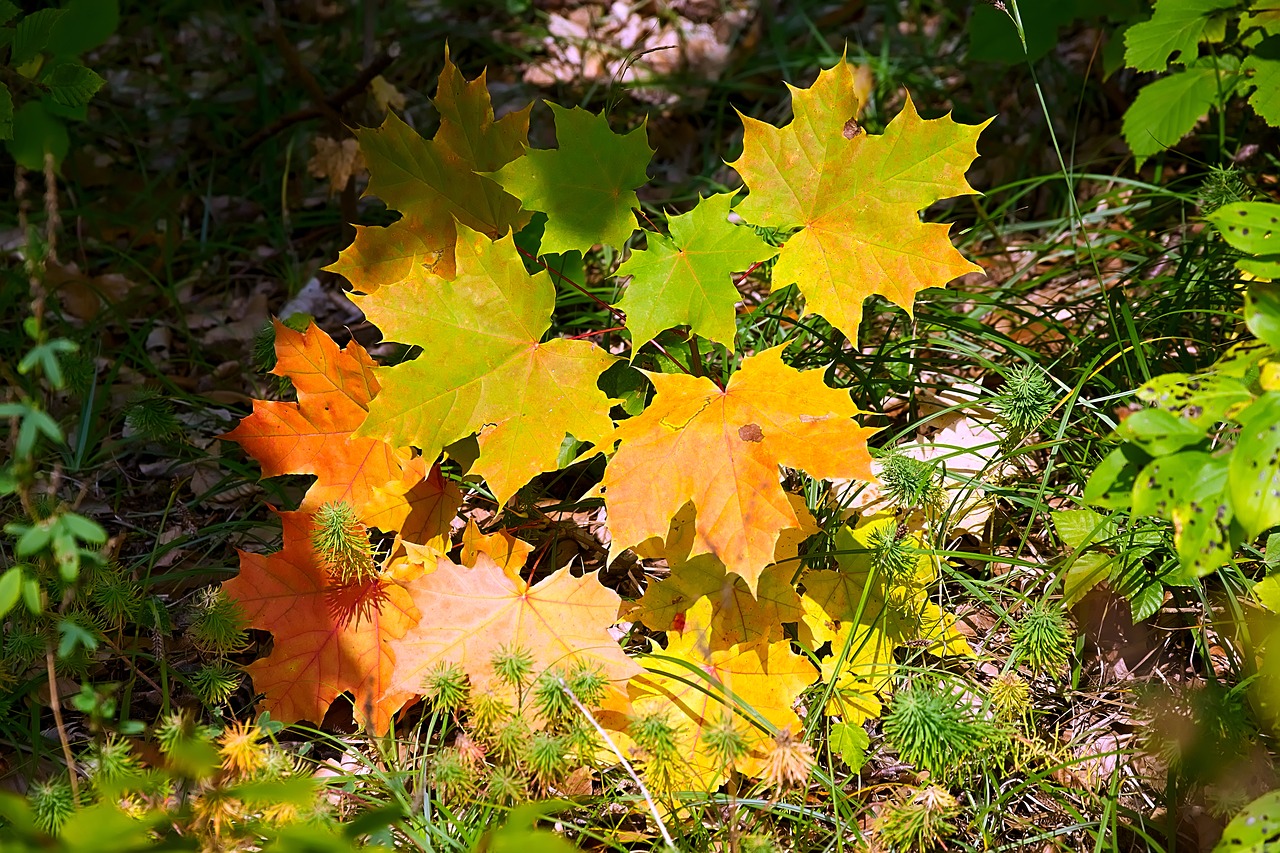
602, 345, 877, 592
728, 59, 988, 336
629, 499, 813, 648
799, 518, 970, 722
365, 458, 462, 552
225, 510, 421, 735
488, 105, 652, 256
614, 193, 777, 352
383, 553, 640, 708
629, 597, 817, 793
222, 320, 411, 518
328, 53, 531, 290
355, 226, 618, 505
459, 518, 534, 583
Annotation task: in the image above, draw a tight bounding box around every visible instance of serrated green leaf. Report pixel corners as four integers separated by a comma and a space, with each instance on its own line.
829, 721, 870, 771
46, 0, 118, 56
1123, 0, 1239, 72
1062, 551, 1113, 608
1228, 392, 1280, 538
1084, 444, 1150, 509
0, 2, 20, 25
1122, 59, 1240, 164
1254, 573, 1280, 611
1132, 451, 1211, 519
45, 62, 104, 107
10, 8, 64, 67
1242, 36, 1280, 125
615, 193, 776, 352
489, 105, 652, 257
1053, 508, 1117, 551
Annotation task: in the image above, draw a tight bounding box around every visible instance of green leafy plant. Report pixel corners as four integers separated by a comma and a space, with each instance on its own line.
0, 0, 117, 169
1118, 0, 1280, 165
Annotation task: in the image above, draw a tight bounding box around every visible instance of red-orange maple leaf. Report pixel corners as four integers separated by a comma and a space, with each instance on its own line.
222, 320, 415, 522
225, 510, 421, 734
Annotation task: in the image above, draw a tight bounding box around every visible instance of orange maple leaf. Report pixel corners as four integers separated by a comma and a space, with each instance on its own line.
365, 457, 462, 551
222, 320, 413, 520
328, 53, 531, 291
383, 554, 640, 708
728, 58, 988, 335
459, 518, 533, 583
602, 346, 877, 592
225, 510, 421, 735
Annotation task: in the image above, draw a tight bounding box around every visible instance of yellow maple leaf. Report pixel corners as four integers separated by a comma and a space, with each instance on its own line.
629, 597, 817, 793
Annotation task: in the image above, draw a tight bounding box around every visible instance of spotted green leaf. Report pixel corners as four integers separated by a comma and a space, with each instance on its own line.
1137, 372, 1253, 428
1114, 407, 1207, 456
1213, 790, 1280, 852
1132, 451, 1211, 519
1174, 455, 1234, 577
1228, 392, 1280, 539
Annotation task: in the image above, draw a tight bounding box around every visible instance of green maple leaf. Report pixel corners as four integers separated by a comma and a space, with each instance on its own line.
327, 54, 531, 290
728, 59, 987, 338
354, 225, 618, 505
614, 193, 777, 352
489, 105, 652, 256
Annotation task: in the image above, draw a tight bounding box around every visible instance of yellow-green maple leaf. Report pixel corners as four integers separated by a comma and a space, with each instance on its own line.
355, 225, 617, 505
728, 59, 988, 334
328, 54, 531, 291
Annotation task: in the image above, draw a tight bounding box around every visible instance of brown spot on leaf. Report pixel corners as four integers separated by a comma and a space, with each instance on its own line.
738, 423, 764, 442
842, 118, 863, 139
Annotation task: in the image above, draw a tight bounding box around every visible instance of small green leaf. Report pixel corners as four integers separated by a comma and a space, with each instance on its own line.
1114, 407, 1206, 456
0, 566, 23, 619
10, 8, 64, 67
21, 577, 41, 613
1127, 580, 1165, 622
60, 511, 106, 544
0, 2, 20, 25
1254, 573, 1280, 612
829, 721, 870, 771
5, 100, 69, 170
615, 192, 776, 352
44, 62, 104, 107
1228, 392, 1280, 539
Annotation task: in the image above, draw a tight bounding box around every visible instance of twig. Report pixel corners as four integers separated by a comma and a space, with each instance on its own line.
237, 49, 396, 153
557, 679, 677, 851
46, 644, 79, 801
